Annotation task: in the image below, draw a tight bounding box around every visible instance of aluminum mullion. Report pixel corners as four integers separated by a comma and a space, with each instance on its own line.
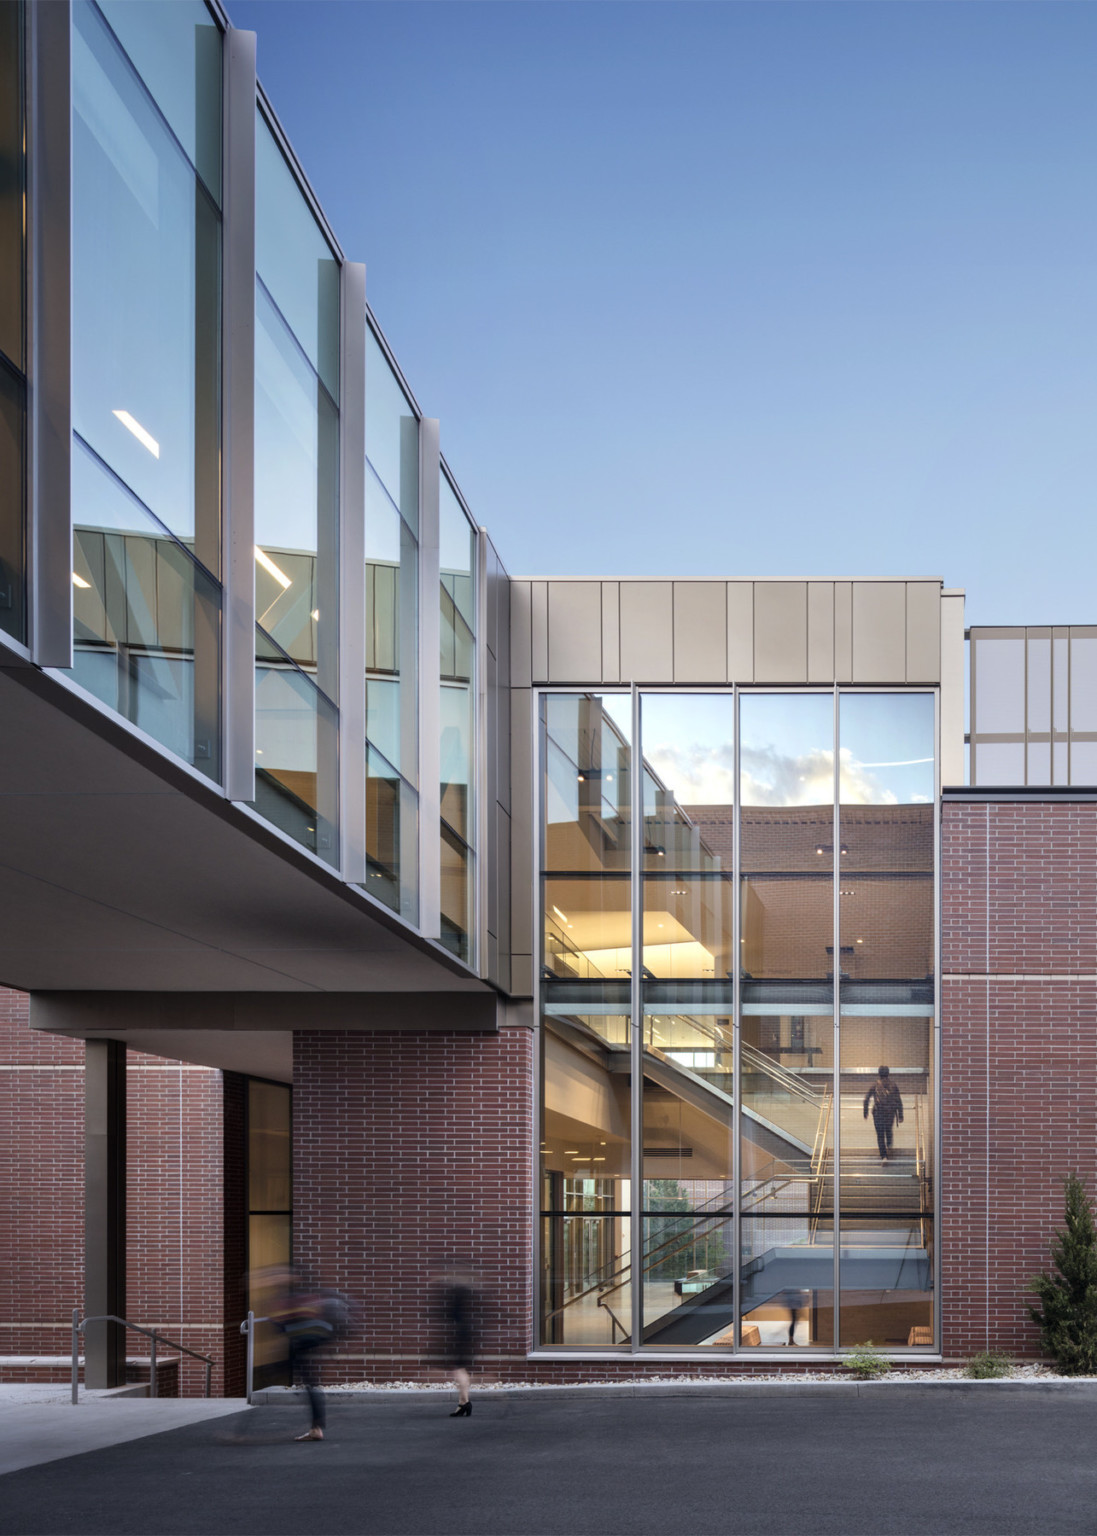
27, 0, 72, 668
629, 682, 642, 1355
933, 685, 943, 1353
337, 261, 366, 881
531, 692, 544, 1349
832, 687, 841, 1349
732, 686, 742, 1349
220, 26, 256, 801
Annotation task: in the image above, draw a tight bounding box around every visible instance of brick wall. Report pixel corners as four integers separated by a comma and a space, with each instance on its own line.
0, 993, 240, 1394
941, 801, 1097, 1359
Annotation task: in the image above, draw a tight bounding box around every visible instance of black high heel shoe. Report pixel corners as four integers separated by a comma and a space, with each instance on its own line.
449, 1402, 472, 1417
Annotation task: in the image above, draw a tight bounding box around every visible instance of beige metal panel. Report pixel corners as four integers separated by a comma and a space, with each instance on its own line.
547, 581, 602, 682
531, 581, 549, 682
940, 590, 966, 786
852, 582, 906, 682
727, 582, 754, 682
601, 582, 621, 684
619, 582, 673, 681
807, 582, 835, 682
511, 952, 533, 998
510, 580, 532, 688
673, 582, 727, 683
754, 581, 808, 682
906, 581, 942, 682
834, 582, 853, 682
509, 686, 535, 972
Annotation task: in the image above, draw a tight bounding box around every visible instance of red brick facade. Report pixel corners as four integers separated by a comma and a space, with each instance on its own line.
941, 800, 1097, 1359
0, 997, 244, 1394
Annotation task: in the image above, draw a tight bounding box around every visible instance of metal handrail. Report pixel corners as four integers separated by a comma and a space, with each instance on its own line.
71, 1310, 215, 1404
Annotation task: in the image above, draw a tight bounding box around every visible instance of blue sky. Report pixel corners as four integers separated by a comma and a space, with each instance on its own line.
229, 1, 1096, 626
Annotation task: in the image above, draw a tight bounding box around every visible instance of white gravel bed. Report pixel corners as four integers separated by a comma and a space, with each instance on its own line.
326, 1363, 1082, 1390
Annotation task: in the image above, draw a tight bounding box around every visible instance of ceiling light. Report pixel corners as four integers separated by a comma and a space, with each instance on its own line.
255, 546, 292, 589
577, 773, 585, 782
564, 1150, 579, 1155
310, 609, 319, 621
552, 904, 569, 924
113, 409, 160, 458
72, 573, 91, 590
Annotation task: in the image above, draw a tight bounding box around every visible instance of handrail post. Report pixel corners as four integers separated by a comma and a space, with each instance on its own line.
71, 1309, 80, 1405
245, 1310, 255, 1405
149, 1329, 157, 1398
205, 1360, 212, 1398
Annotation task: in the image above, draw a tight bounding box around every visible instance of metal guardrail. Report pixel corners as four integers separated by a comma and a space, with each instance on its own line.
239, 1310, 269, 1405
71, 1310, 215, 1404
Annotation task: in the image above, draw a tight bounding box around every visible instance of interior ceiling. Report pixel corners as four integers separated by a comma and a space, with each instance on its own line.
0, 666, 490, 996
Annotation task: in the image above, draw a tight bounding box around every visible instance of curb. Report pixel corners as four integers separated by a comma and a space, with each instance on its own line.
252, 1378, 1097, 1404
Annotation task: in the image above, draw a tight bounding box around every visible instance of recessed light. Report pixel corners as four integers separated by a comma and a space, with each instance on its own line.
113, 409, 159, 458
72, 573, 91, 590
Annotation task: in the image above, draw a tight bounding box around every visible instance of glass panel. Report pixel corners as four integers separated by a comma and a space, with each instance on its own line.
440, 823, 471, 961
1027, 740, 1051, 785
255, 285, 339, 694
1071, 637, 1097, 733
740, 694, 834, 985
253, 628, 338, 865
740, 1003, 834, 1348
366, 328, 418, 533
440, 474, 476, 632
364, 744, 418, 925
839, 694, 934, 806
248, 1079, 291, 1212
366, 463, 418, 783
540, 1213, 631, 1346
642, 876, 733, 980
248, 1214, 292, 1385
0, 362, 24, 643
643, 1214, 735, 1346
543, 693, 631, 873
73, 0, 221, 557
255, 113, 339, 400
67, 441, 220, 776
973, 636, 1025, 735
1028, 637, 1051, 733
97, 0, 222, 202
0, 0, 24, 369
973, 741, 1025, 785
1070, 741, 1097, 785
543, 876, 630, 983
1054, 740, 1068, 785
838, 1014, 934, 1347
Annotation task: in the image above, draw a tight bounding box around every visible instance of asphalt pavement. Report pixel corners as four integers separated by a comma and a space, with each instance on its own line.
1, 1386, 1095, 1535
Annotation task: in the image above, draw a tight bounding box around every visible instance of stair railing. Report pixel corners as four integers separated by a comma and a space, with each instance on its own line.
71, 1309, 214, 1404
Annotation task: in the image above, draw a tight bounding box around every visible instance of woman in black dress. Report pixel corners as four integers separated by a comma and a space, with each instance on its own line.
434, 1264, 478, 1417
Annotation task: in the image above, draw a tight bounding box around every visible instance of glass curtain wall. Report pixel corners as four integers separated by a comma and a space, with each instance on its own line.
971, 626, 1097, 786
69, 0, 222, 775
537, 688, 937, 1352
0, 0, 25, 645
540, 693, 633, 1346
253, 112, 340, 862
439, 472, 476, 962
363, 326, 419, 923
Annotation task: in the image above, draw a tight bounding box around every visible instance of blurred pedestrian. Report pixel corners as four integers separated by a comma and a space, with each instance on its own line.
432, 1263, 479, 1418
266, 1266, 350, 1442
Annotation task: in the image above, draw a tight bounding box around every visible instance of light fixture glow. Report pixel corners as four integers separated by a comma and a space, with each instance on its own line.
112, 409, 160, 458
552, 904, 569, 925
72, 572, 91, 590
310, 609, 320, 622
255, 546, 292, 589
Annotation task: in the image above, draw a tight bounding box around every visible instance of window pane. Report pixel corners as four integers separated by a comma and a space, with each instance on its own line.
543, 694, 631, 874
255, 113, 339, 400
366, 329, 418, 532
973, 741, 1025, 785
253, 631, 338, 866
1028, 636, 1051, 733
973, 636, 1025, 734
66, 441, 220, 776
73, 0, 220, 554
1027, 740, 1051, 785
0, 0, 24, 368
1070, 741, 1097, 785
440, 473, 476, 632
440, 823, 471, 962
0, 362, 24, 643
838, 1015, 934, 1348
540, 1213, 631, 1347
364, 745, 418, 926
839, 693, 934, 806
97, 0, 222, 202
366, 465, 418, 782
740, 1003, 834, 1348
254, 286, 339, 695
1071, 637, 1097, 733
248, 1079, 291, 1212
